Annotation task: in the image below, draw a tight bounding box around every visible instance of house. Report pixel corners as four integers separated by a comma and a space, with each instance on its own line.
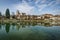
10, 15, 13, 19
26, 15, 31, 20
41, 14, 53, 20
50, 15, 60, 21
16, 10, 21, 20
36, 15, 42, 20
55, 15, 60, 20
31, 15, 37, 20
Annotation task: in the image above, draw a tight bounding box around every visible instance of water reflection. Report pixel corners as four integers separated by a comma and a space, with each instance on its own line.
5, 23, 10, 33
0, 22, 60, 40
0, 22, 60, 33
0, 24, 1, 29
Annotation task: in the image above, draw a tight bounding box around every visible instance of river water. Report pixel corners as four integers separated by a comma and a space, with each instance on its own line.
0, 22, 60, 40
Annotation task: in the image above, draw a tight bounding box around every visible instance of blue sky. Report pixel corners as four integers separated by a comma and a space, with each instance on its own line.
0, 0, 60, 15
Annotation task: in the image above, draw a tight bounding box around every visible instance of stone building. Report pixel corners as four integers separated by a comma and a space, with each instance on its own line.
50, 15, 60, 21
16, 10, 21, 20
41, 14, 53, 20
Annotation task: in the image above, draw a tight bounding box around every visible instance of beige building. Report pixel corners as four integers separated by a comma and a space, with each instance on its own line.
16, 10, 27, 20
36, 16, 42, 20
41, 14, 53, 20
50, 15, 60, 21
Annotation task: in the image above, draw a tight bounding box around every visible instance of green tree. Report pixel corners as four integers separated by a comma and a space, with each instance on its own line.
12, 12, 15, 19
5, 8, 10, 19
0, 12, 2, 16
0, 12, 2, 19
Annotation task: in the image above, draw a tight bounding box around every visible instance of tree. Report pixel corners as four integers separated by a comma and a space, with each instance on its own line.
0, 12, 2, 16
5, 8, 10, 19
0, 12, 2, 19
12, 12, 15, 19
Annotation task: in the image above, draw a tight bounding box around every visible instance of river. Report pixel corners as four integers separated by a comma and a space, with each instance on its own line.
0, 22, 60, 40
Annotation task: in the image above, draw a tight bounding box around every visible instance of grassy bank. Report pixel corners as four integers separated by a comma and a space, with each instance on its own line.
0, 19, 60, 23
0, 19, 45, 23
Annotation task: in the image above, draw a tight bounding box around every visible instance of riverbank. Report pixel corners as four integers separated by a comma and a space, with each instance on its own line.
0, 19, 44, 23
0, 19, 60, 23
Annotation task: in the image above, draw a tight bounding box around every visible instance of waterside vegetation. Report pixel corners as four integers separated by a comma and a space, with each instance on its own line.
0, 8, 60, 23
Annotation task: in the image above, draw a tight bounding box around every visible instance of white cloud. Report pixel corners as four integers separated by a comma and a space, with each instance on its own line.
13, 1, 34, 14
34, 0, 54, 11
36, 0, 57, 12
48, 1, 55, 6
56, 0, 60, 4
12, 0, 60, 15
35, 0, 40, 4
41, 0, 46, 3
38, 4, 47, 11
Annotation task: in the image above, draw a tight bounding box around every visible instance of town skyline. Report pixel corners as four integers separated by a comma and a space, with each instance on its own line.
0, 8, 60, 16
0, 0, 60, 15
